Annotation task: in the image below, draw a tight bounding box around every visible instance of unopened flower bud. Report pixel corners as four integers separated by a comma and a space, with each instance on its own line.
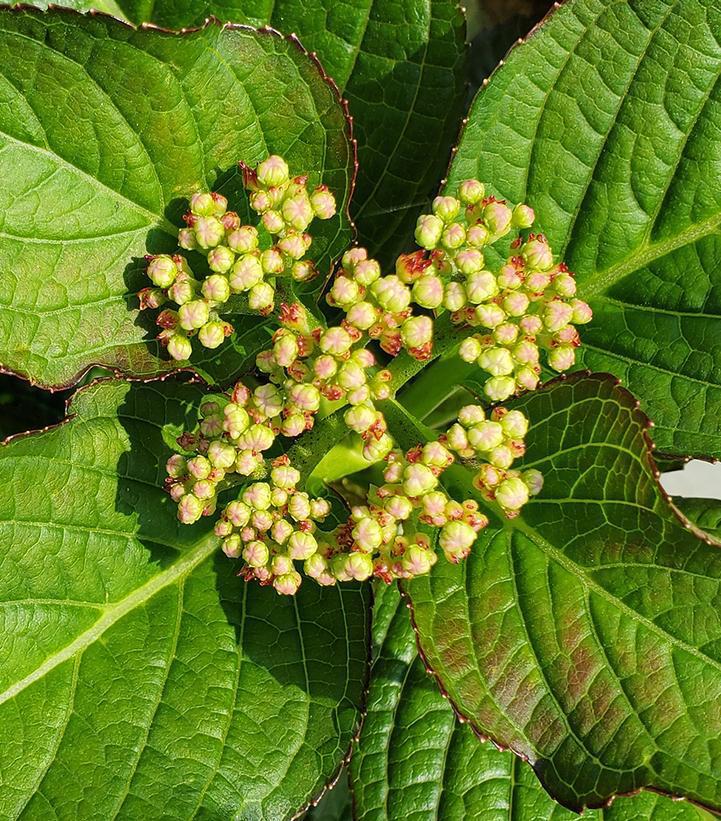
501, 410, 529, 438
522, 237, 553, 270
234, 450, 261, 475
271, 464, 301, 489
502, 291, 530, 317
443, 281, 467, 312
385, 495, 413, 520
243, 540, 269, 567
516, 366, 540, 391
283, 193, 314, 231
458, 405, 485, 427
372, 276, 411, 313
466, 271, 498, 304
571, 299, 592, 324
496, 477, 530, 511
222, 535, 242, 558
147, 255, 178, 288
330, 276, 360, 308
207, 246, 235, 274
441, 222, 466, 250
432, 195, 461, 221
466, 223, 490, 247
412, 274, 444, 309
166, 333, 192, 361
223, 404, 250, 438
261, 247, 285, 275
455, 248, 484, 274
199, 321, 229, 349
401, 316, 433, 350
166, 453, 187, 478
257, 155, 290, 187
345, 552, 374, 581
544, 300, 574, 332
422, 441, 454, 469
483, 201, 512, 236
415, 214, 443, 249
363, 433, 394, 462
289, 493, 312, 522
242, 482, 272, 510
353, 258, 381, 286
310, 185, 337, 219
475, 303, 506, 328
347, 301, 378, 330
304, 553, 329, 579
249, 282, 275, 313
484, 376, 516, 402
310, 498, 331, 520
281, 414, 306, 438
459, 336, 482, 363
202, 274, 231, 304
488, 445, 514, 469
178, 493, 204, 524
320, 326, 353, 356
288, 382, 321, 412
272, 331, 299, 367
512, 203, 535, 228
478, 347, 514, 377
190, 192, 216, 216
458, 179, 485, 205
178, 228, 197, 250
439, 520, 476, 561
207, 440, 237, 469
274, 570, 302, 596
271, 519, 294, 545
194, 216, 224, 249
522, 469, 544, 496
403, 544, 435, 576
402, 463, 438, 497
237, 423, 275, 452
548, 344, 576, 371
446, 423, 469, 452
288, 531, 318, 560
467, 421, 504, 451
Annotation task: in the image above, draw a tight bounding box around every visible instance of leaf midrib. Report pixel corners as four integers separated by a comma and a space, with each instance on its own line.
0, 533, 218, 707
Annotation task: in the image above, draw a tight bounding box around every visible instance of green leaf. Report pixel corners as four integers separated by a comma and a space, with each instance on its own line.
54, 0, 468, 264
445, 0, 721, 459
0, 377, 370, 818
0, 8, 353, 388
676, 496, 721, 546
397, 374, 721, 812
351, 584, 715, 820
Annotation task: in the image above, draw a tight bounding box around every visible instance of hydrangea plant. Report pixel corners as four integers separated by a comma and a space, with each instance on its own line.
0, 1, 720, 819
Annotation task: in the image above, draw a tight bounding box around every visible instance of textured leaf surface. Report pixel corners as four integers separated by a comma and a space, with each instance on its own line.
445, 0, 721, 458
677, 496, 721, 545
352, 584, 714, 820
0, 8, 353, 388
0, 378, 369, 818
396, 374, 721, 811
69, 0, 468, 263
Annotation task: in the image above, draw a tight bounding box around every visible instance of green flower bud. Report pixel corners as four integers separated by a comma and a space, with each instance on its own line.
353, 258, 381, 286
190, 192, 216, 216
243, 540, 269, 568
282, 193, 314, 231
166, 453, 187, 479
401, 316, 433, 350
271, 519, 294, 545
288, 531, 318, 560
553, 272, 577, 297
344, 405, 377, 434
548, 344, 576, 371
415, 214, 444, 249
288, 382, 321, 412
494, 323, 520, 346
544, 300, 574, 332
310, 185, 337, 219
261, 247, 285, 275
237, 423, 275, 452
281, 413, 306, 438
257, 155, 290, 187
288, 492, 312, 522
459, 336, 482, 363
488, 444, 514, 469
202, 274, 231, 304
198, 319, 229, 350
304, 552, 329, 579
478, 347, 514, 377
292, 260, 317, 282
432, 195, 461, 221
483, 201, 512, 236
235, 449, 263, 475
147, 255, 178, 288
439, 520, 475, 561
443, 281, 467, 312
178, 493, 204, 524
516, 366, 540, 391
484, 375, 516, 402
207, 440, 237, 469
207, 246, 235, 274
272, 331, 299, 367
446, 423, 469, 452
412, 274, 444, 309
385, 495, 413, 520
403, 544, 436, 576
441, 222, 466, 250
338, 361, 367, 391
475, 303, 506, 328
522, 237, 554, 271
167, 333, 192, 361
371, 276, 411, 313
242, 482, 272, 510
330, 276, 361, 308
402, 463, 438, 497
362, 433, 394, 462
502, 291, 530, 317
222, 535, 242, 558
466, 223, 490, 247
194, 216, 224, 249
455, 248, 484, 274
223, 404, 250, 438
271, 464, 301, 489
422, 441, 453, 469
571, 299, 592, 324
320, 326, 353, 357
522, 469, 544, 496
345, 552, 374, 581
310, 498, 331, 520
346, 301, 378, 330
178, 300, 210, 331
178, 228, 197, 250
229, 255, 264, 292
274, 570, 302, 596
501, 410, 529, 438
495, 477, 530, 511
467, 421, 504, 451
466, 271, 499, 304
248, 282, 275, 313
167, 274, 197, 306
512, 203, 535, 229
458, 179, 485, 205
458, 405, 485, 427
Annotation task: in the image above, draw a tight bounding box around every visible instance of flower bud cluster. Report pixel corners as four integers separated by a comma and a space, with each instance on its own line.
442, 404, 543, 516
213, 455, 333, 595
138, 155, 336, 360
414, 183, 592, 401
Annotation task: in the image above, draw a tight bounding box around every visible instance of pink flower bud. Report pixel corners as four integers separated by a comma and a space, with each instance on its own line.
467, 421, 504, 451
282, 193, 314, 231
223, 404, 250, 438
178, 493, 204, 524
484, 376, 516, 402
402, 463, 438, 497
272, 554, 294, 576
496, 477, 530, 512
494, 323, 519, 346
222, 535, 242, 558
304, 553, 329, 579
455, 248, 484, 275
292, 260, 317, 282
439, 521, 475, 561
257, 155, 289, 187
571, 299, 592, 324
338, 361, 367, 391
274, 570, 302, 596
513, 340, 540, 366
190, 192, 216, 216
501, 410, 529, 438
441, 222, 466, 250
224, 500, 250, 527
250, 190, 272, 213
166, 453, 187, 479
288, 382, 321, 412
352, 258, 381, 287
277, 232, 306, 260
167, 274, 197, 306
251, 509, 274, 532
401, 316, 433, 350
385, 495, 413, 520
489, 445, 514, 469
346, 301, 378, 330
548, 344, 576, 371
272, 331, 299, 368
288, 531, 318, 560
553, 272, 577, 297
166, 333, 192, 361
458, 407, 485, 429
475, 303, 506, 328
178, 227, 197, 250
344, 405, 377, 433
422, 490, 448, 517
271, 519, 294, 544
519, 314, 543, 335
271, 464, 301, 489
466, 223, 490, 247
199, 321, 230, 349
227, 225, 259, 254
362, 433, 394, 462
320, 326, 353, 356
446, 423, 469, 453
207, 440, 236, 469
523, 469, 544, 496
372, 276, 411, 313
194, 216, 224, 249
256, 350, 278, 374
178, 300, 210, 331
497, 263, 523, 290
261, 247, 285, 275
281, 414, 306, 438
243, 540, 270, 567
459, 336, 482, 363
271, 487, 288, 508
526, 271, 551, 292
483, 201, 512, 236
330, 276, 360, 308
254, 384, 284, 418
147, 255, 178, 288
345, 552, 374, 581
187, 455, 211, 480
310, 499, 331, 520
402, 544, 436, 576
443, 281, 467, 312
248, 282, 275, 313
512, 203, 535, 228
202, 274, 231, 304
516, 366, 540, 391
465, 271, 499, 304
432, 195, 461, 221
242, 482, 272, 510
502, 291, 530, 317
229, 255, 264, 292
313, 355, 338, 380
288, 493, 312, 522
522, 237, 554, 271
478, 347, 514, 377
207, 246, 235, 274
422, 441, 454, 469
415, 214, 444, 249
458, 179, 485, 205
411, 274, 444, 309
544, 300, 574, 332
237, 424, 275, 452
310, 185, 337, 219
235, 449, 262, 475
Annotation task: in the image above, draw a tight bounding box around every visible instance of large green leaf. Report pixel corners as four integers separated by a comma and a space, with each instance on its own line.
0, 8, 353, 388
392, 374, 721, 812
351, 583, 714, 820
40, 0, 468, 264
445, 0, 721, 459
0, 378, 370, 818
676, 496, 721, 546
